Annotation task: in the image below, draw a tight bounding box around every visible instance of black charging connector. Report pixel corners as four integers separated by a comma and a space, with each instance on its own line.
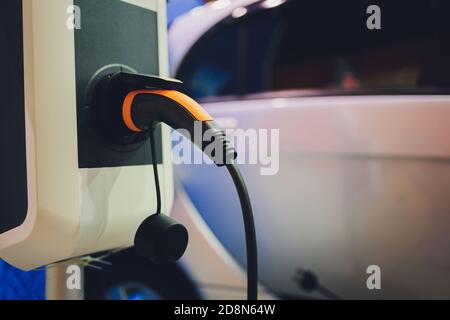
92, 72, 258, 300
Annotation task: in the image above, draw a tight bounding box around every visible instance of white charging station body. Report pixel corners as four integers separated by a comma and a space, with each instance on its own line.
0, 0, 173, 271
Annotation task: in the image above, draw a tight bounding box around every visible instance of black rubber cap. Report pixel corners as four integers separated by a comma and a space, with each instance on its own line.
134, 214, 189, 264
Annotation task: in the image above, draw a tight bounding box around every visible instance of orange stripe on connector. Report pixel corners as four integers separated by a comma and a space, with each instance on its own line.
122, 90, 214, 132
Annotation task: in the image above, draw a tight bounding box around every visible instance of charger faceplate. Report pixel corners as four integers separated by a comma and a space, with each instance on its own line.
0, 0, 173, 271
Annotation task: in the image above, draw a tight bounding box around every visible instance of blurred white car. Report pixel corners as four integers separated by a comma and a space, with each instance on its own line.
169, 0, 450, 299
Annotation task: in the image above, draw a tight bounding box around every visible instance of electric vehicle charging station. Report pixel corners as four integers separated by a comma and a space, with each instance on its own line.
0, 0, 174, 271
3, 0, 450, 306
0, 0, 258, 301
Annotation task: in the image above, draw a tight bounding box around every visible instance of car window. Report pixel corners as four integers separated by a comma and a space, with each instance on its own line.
175, 19, 241, 98
176, 0, 450, 99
